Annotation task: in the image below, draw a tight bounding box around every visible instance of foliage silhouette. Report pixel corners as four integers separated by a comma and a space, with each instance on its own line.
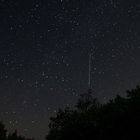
0, 122, 7, 140
46, 86, 140, 140
1, 86, 140, 140
0, 122, 34, 140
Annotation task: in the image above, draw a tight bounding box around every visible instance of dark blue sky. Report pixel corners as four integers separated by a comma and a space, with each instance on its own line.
0, 0, 140, 139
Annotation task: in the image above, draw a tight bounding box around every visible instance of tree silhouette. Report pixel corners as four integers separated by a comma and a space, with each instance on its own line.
7, 130, 27, 140
46, 86, 140, 140
7, 130, 34, 140
0, 122, 34, 140
1, 85, 140, 140
46, 91, 101, 140
0, 122, 7, 140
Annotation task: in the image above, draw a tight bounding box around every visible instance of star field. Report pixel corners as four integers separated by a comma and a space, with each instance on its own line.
0, 0, 140, 140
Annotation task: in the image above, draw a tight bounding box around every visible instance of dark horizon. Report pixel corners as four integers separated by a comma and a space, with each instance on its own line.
0, 0, 140, 140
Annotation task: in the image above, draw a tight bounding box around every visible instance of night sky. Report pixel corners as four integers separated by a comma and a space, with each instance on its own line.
0, 0, 140, 139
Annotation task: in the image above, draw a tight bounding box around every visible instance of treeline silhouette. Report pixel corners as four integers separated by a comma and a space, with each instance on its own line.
1, 86, 140, 140
46, 86, 140, 140
0, 123, 34, 140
